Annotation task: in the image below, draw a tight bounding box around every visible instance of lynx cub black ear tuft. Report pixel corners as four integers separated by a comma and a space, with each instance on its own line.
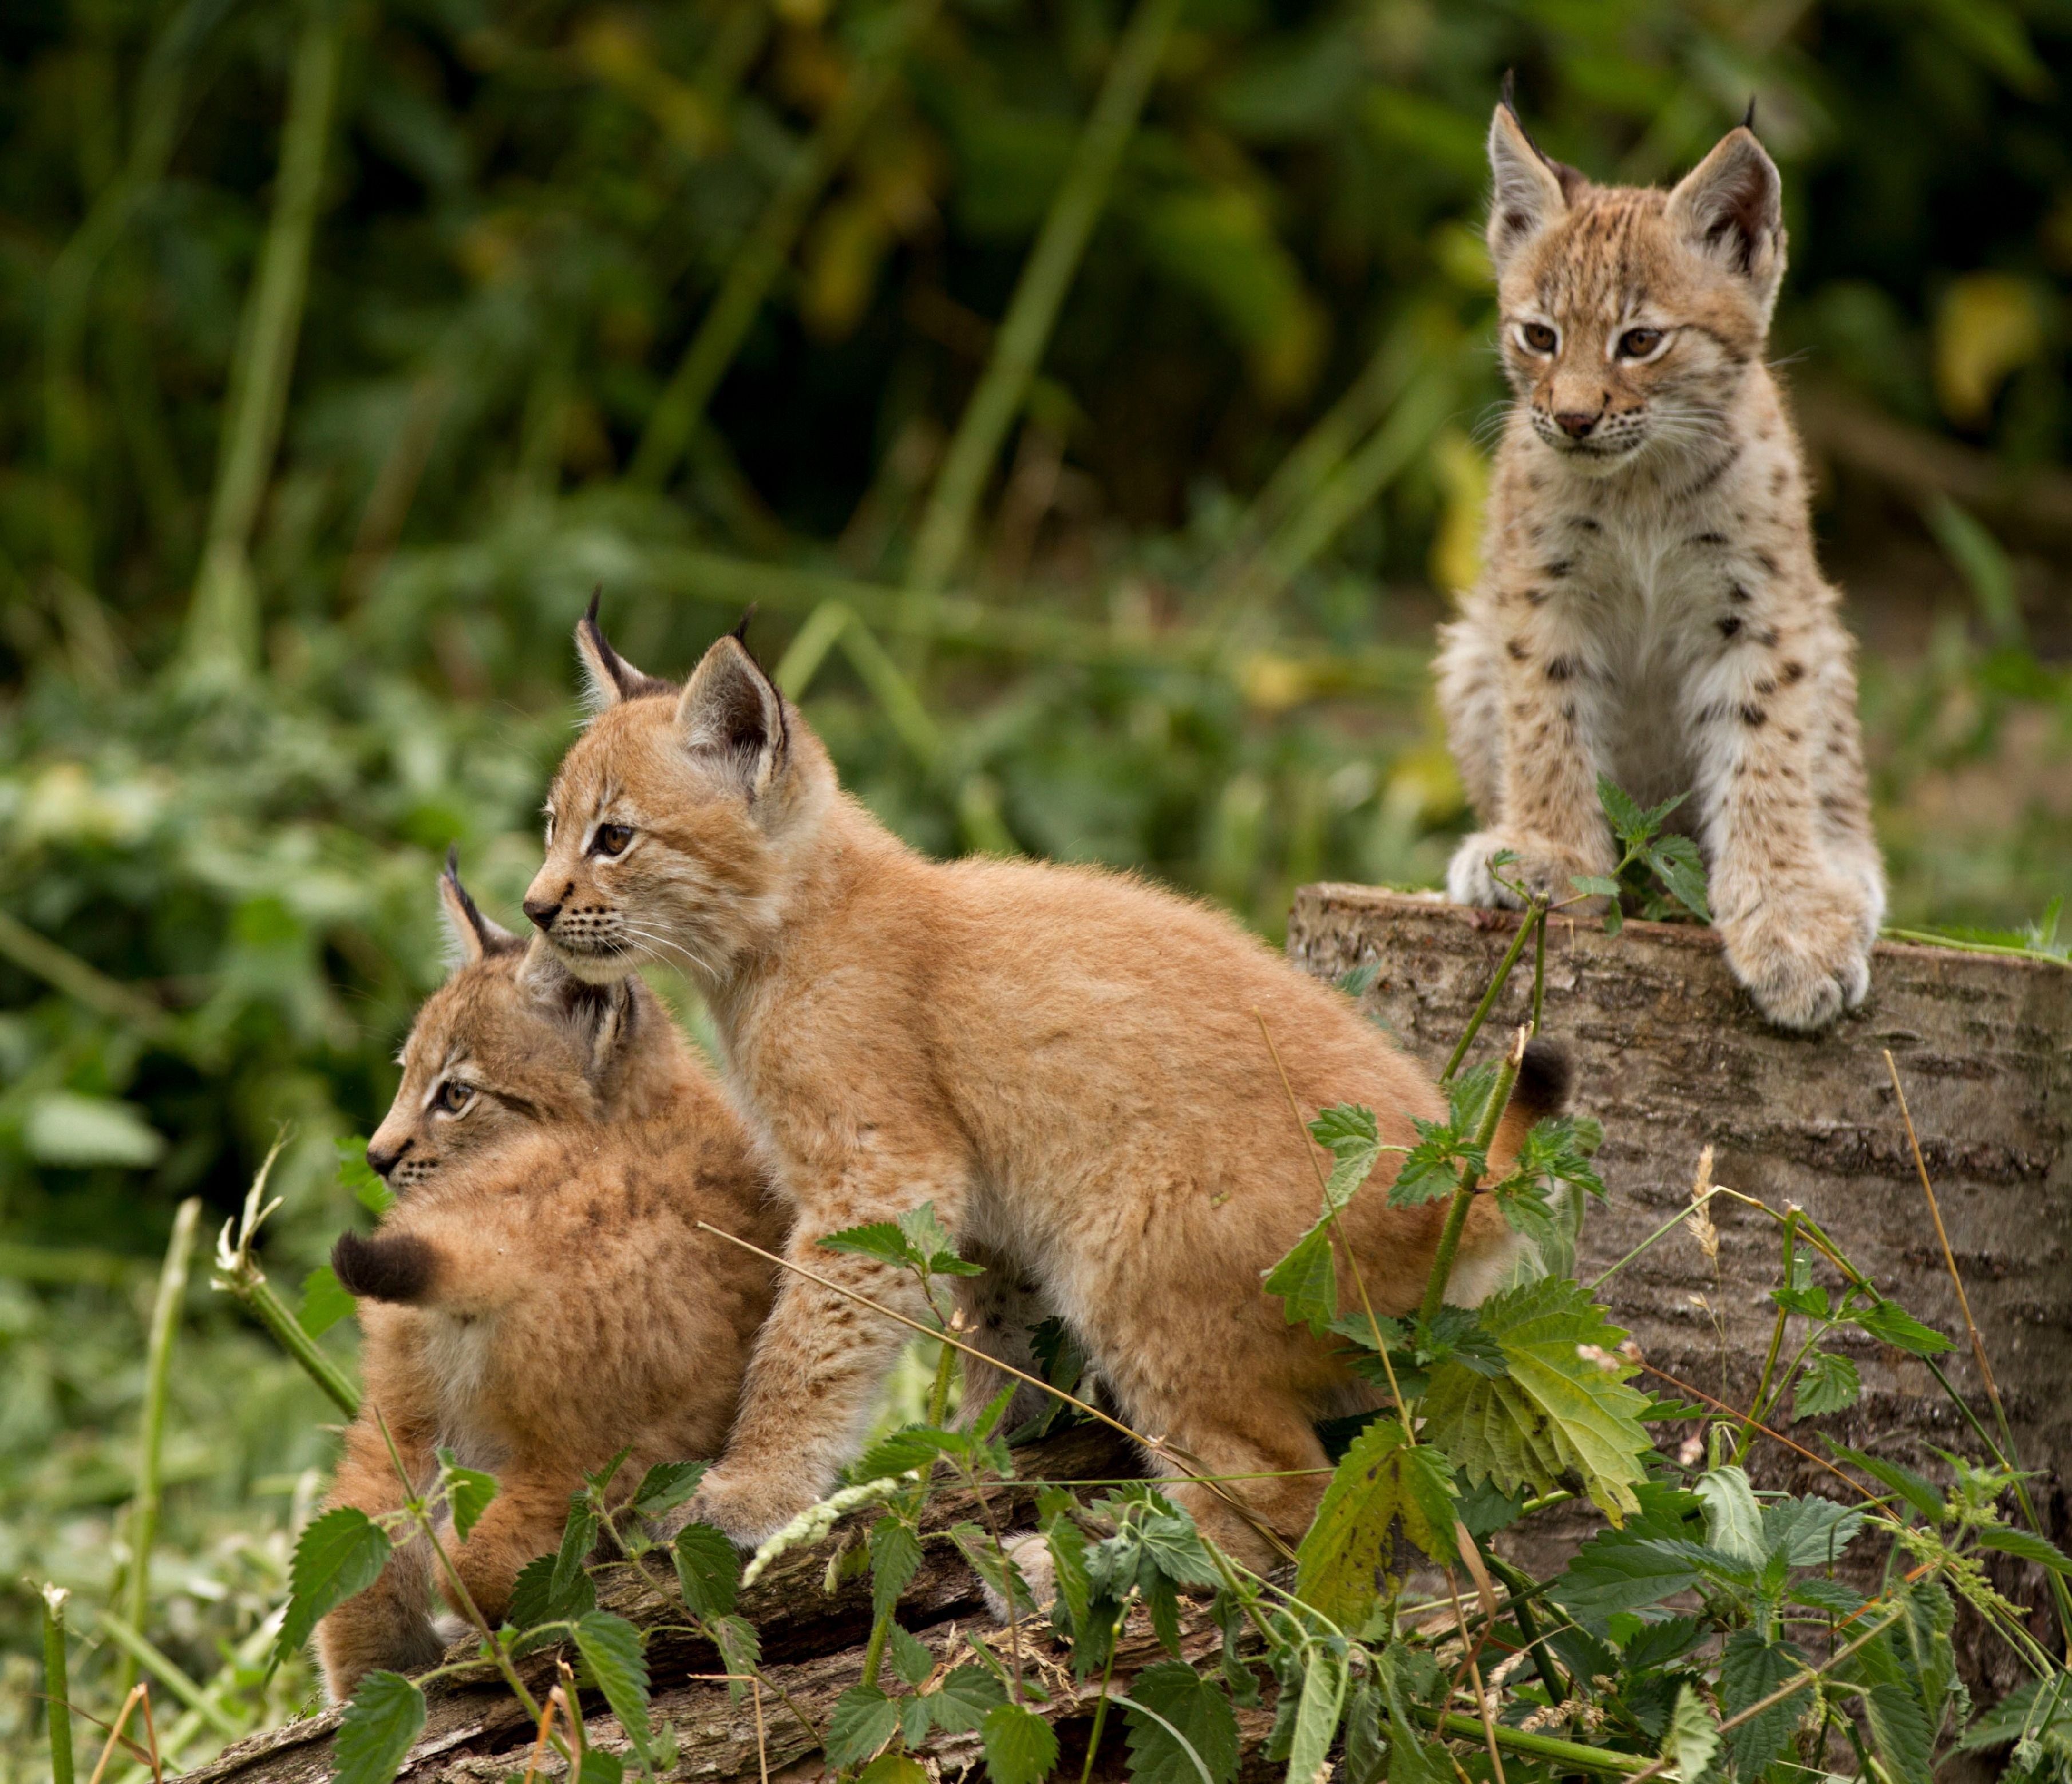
1486, 101, 1576, 275
439, 849, 523, 964
1667, 125, 1786, 313
575, 590, 675, 710
676, 634, 788, 799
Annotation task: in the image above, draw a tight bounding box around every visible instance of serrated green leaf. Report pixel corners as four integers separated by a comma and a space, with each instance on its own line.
710, 1613, 761, 1701
1793, 1351, 1861, 1419
508, 1550, 594, 1627
1294, 1419, 1455, 1629
1977, 1525, 2072, 1573
1621, 1615, 1706, 1671
853, 1426, 956, 1481
433, 1448, 497, 1542
1262, 1223, 1336, 1337
1136, 1512, 1221, 1589
1124, 1661, 1237, 1784
1571, 874, 1623, 900
1695, 1466, 1765, 1565
1602, 904, 1625, 937
820, 1221, 915, 1267
1864, 1680, 1935, 1784
1390, 1118, 1473, 1207
551, 1491, 599, 1609
574, 1749, 623, 1784
1548, 1536, 1702, 1635
950, 1521, 1038, 1619
574, 1612, 653, 1767
1719, 1632, 1809, 1779
628, 1460, 707, 1519
1308, 1102, 1382, 1212
1598, 775, 1651, 845
1957, 1673, 2072, 1753
930, 1664, 1008, 1734
298, 1264, 355, 1338
1854, 1301, 1955, 1356
1646, 834, 1711, 922
887, 1619, 936, 1686
278, 1507, 393, 1660
1761, 1494, 1864, 1567
857, 1756, 930, 1784
827, 1685, 899, 1767
672, 1522, 740, 1618
982, 1701, 1059, 1784
1662, 1682, 1719, 1782
1043, 1508, 1092, 1632
333, 1671, 425, 1784
1286, 1642, 1347, 1784
870, 1516, 923, 1620
1422, 1277, 1651, 1525
1825, 1441, 1945, 1522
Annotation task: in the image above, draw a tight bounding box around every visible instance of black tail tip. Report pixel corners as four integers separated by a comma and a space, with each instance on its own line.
333, 1230, 437, 1304
1515, 1036, 1574, 1120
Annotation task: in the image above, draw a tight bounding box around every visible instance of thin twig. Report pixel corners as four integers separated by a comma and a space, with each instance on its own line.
1639, 1365, 1881, 1505
86, 1686, 148, 1784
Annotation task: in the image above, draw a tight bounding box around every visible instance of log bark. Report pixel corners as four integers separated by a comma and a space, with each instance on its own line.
1287, 885, 2072, 1695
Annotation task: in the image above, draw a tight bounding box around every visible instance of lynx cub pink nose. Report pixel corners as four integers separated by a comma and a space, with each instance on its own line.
1554, 409, 1599, 438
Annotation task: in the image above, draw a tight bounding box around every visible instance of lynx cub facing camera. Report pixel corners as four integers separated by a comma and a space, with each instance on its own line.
1436, 94, 1884, 1030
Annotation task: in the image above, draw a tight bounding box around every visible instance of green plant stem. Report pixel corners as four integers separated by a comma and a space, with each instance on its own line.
117, 1196, 200, 1696
0, 909, 173, 1038
1441, 907, 1544, 1085
1077, 1605, 1128, 1784
1586, 1189, 1723, 1294
926, 1327, 959, 1428
179, 0, 343, 679
215, 1255, 361, 1417
1480, 1549, 1568, 1704
856, 1604, 895, 1691
1731, 1208, 1798, 1467
904, 0, 1183, 595
42, 1587, 75, 1784
1415, 1709, 1648, 1774
1531, 909, 1547, 1035
630, 0, 940, 490
94, 1611, 241, 1739
1418, 1035, 1523, 1329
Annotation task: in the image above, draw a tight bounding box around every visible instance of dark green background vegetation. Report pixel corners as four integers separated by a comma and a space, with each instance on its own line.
2, 0, 2069, 1768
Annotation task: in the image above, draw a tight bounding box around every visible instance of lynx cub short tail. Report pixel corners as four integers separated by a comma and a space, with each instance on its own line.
1436, 94, 1884, 1031
313, 863, 784, 1702
517, 608, 1564, 1568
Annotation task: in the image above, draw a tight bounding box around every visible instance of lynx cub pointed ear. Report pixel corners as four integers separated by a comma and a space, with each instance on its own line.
574, 590, 675, 710
1666, 125, 1786, 315
439, 851, 523, 964
1486, 100, 1577, 274
519, 943, 638, 1085
677, 635, 788, 799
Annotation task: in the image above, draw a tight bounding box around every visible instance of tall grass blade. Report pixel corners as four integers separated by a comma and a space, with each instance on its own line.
42, 1585, 75, 1784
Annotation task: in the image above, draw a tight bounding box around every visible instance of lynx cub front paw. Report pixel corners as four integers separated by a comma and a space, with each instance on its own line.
1722, 890, 1873, 1031
1446, 830, 1608, 910
673, 1468, 815, 1550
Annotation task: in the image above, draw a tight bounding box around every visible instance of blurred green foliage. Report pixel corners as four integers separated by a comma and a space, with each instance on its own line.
2, 0, 2070, 1773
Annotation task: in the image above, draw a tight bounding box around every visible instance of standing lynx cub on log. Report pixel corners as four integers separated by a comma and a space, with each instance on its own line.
315, 863, 782, 1700
1436, 97, 1884, 1030
519, 605, 1566, 1564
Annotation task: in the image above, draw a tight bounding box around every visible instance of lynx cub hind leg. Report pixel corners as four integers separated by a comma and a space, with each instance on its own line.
1439, 96, 1883, 1029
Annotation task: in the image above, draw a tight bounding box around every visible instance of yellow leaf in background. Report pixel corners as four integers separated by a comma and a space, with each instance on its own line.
802, 198, 892, 339
1238, 651, 1308, 712
1429, 426, 1487, 598
1432, 220, 1492, 290
1382, 736, 1463, 831
1934, 273, 2043, 428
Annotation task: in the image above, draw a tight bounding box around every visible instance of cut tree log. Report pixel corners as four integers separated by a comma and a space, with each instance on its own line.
1287, 885, 2072, 1695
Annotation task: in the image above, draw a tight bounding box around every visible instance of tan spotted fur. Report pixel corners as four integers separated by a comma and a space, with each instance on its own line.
1436, 103, 1883, 1030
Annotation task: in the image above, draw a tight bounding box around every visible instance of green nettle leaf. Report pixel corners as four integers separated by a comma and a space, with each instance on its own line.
1135, 1512, 1221, 1591
888, 1620, 936, 1687
1761, 1494, 1864, 1567
981, 1702, 1059, 1784
1662, 1681, 1720, 1783
1976, 1525, 2072, 1574
333, 1671, 426, 1784
1124, 1661, 1239, 1784
574, 1750, 624, 1784
1598, 775, 1652, 845
672, 1522, 740, 1618
1262, 1223, 1338, 1337
1308, 1102, 1383, 1212
856, 1757, 930, 1784
1864, 1680, 1936, 1784
508, 1550, 595, 1627
551, 1492, 600, 1609
574, 1612, 653, 1768
1719, 1631, 1810, 1779
1825, 1442, 1946, 1522
1286, 1643, 1349, 1784
827, 1686, 900, 1767
869, 1516, 924, 1620
853, 1426, 955, 1481
895, 1201, 987, 1275
1421, 1277, 1652, 1524
1547, 1535, 1703, 1635
629, 1460, 707, 1520
1295, 1419, 1456, 1629
711, 1614, 761, 1701
1793, 1350, 1861, 1419
1854, 1300, 1955, 1356
820, 1221, 916, 1268
929, 1665, 1009, 1734
435, 1449, 498, 1542
1042, 1508, 1092, 1632
1957, 1673, 2072, 1755
1571, 873, 1624, 901
298, 1264, 355, 1337
1646, 834, 1711, 922
1694, 1466, 1765, 1566
277, 1507, 393, 1660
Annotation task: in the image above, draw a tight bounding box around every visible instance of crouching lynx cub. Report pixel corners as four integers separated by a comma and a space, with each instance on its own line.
1436, 95, 1884, 1030
518, 607, 1566, 1565
314, 862, 783, 1700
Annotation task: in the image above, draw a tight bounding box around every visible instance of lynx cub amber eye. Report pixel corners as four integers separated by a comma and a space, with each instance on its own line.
1520, 322, 1557, 353
433, 1080, 473, 1113
1617, 327, 1664, 358
592, 823, 634, 857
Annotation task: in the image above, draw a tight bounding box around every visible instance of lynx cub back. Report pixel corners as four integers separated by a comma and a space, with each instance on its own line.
313, 864, 783, 1701
1435, 97, 1883, 1030
516, 608, 1568, 1567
